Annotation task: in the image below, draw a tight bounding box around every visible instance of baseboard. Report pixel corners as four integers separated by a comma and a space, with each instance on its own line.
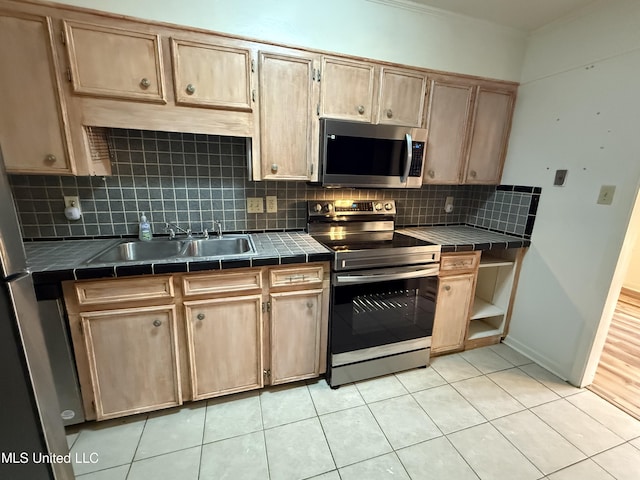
620, 287, 640, 308
502, 335, 575, 385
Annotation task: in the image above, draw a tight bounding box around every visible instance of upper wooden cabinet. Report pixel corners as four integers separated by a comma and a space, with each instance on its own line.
320, 57, 376, 123
171, 38, 253, 111
63, 20, 166, 103
0, 12, 74, 174
258, 49, 319, 180
464, 87, 515, 184
423, 80, 474, 184
377, 67, 428, 127
423, 76, 516, 185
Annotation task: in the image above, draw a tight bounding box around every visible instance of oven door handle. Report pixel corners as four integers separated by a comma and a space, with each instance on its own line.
335, 265, 439, 285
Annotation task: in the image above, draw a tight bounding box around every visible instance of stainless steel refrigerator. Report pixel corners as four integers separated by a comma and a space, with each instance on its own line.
0, 148, 74, 480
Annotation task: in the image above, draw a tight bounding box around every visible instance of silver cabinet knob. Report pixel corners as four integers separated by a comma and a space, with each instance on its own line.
428, 170, 435, 178
386, 109, 393, 118
140, 78, 151, 89
444, 285, 451, 291
197, 313, 205, 321
271, 163, 278, 173
357, 105, 365, 114
306, 301, 313, 309
186, 84, 196, 95
470, 170, 477, 178
45, 154, 57, 163
153, 319, 162, 327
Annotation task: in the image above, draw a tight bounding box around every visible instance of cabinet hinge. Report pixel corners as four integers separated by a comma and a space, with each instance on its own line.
310, 163, 314, 176
252, 89, 256, 102
316, 104, 320, 116
90, 400, 95, 413
312, 68, 316, 81
317, 69, 321, 82
251, 59, 255, 73
262, 301, 271, 313
60, 28, 66, 45
65, 67, 72, 82
263, 369, 271, 379
266, 301, 271, 313
79, 322, 83, 336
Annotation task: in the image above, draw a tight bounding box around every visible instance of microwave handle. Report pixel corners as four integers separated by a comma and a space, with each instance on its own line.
400, 133, 412, 183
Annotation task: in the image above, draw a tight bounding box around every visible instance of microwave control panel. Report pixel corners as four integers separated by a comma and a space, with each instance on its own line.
409, 142, 425, 177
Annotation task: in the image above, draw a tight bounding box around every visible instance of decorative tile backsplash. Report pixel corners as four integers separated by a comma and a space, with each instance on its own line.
8, 129, 540, 240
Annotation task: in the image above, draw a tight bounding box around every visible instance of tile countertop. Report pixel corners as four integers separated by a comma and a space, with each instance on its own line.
397, 226, 531, 252
25, 232, 333, 285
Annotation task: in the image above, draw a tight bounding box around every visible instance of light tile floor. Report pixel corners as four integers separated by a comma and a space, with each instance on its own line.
67, 344, 640, 480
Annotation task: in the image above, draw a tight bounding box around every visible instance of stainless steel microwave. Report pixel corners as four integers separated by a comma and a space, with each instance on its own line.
318, 119, 428, 189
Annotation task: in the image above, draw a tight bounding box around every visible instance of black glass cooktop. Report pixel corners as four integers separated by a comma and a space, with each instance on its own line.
312, 231, 435, 252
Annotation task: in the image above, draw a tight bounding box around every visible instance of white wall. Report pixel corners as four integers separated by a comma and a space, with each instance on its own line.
502, 0, 640, 384
55, 0, 525, 81
623, 229, 640, 293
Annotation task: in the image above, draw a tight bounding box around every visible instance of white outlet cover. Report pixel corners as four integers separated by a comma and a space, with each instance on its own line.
64, 196, 80, 209
266, 196, 277, 213
597, 185, 615, 205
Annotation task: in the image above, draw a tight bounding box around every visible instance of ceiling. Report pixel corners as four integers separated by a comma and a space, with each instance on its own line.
408, 0, 599, 31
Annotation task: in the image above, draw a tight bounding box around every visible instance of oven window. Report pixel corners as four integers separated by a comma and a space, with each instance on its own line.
331, 277, 437, 354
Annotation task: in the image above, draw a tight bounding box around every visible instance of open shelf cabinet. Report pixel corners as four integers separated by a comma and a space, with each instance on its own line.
466, 250, 520, 342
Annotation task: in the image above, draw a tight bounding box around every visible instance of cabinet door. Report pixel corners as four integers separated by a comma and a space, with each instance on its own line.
377, 67, 427, 127
259, 50, 318, 180
431, 274, 475, 354
184, 295, 263, 400
64, 20, 165, 103
81, 305, 181, 420
320, 57, 375, 122
464, 87, 515, 184
0, 13, 73, 174
171, 38, 253, 111
270, 289, 323, 384
423, 80, 474, 184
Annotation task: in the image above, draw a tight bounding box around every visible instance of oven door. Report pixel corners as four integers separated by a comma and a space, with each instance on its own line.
330, 265, 438, 357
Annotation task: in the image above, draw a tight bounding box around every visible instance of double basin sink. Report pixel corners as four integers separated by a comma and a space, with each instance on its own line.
86, 235, 256, 264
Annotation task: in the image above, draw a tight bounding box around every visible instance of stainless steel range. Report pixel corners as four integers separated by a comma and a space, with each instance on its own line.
308, 200, 441, 387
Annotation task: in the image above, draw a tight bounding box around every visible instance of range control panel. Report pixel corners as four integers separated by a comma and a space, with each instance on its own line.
307, 200, 396, 216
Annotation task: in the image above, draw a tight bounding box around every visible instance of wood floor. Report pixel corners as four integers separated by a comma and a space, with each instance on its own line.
589, 289, 640, 420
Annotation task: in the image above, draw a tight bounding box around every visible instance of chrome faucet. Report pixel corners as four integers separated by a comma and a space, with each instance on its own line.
165, 222, 192, 239
213, 220, 223, 238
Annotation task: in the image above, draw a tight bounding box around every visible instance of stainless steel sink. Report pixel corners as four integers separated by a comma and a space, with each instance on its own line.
182, 237, 253, 257
85, 235, 256, 264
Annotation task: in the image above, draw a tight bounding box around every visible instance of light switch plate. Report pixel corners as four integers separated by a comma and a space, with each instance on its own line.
266, 196, 277, 213
554, 169, 568, 186
246, 197, 264, 213
597, 185, 615, 205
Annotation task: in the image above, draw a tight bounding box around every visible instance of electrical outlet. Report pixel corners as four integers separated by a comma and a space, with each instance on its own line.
246, 197, 264, 213
266, 196, 278, 213
64, 196, 80, 209
597, 185, 616, 205
444, 196, 454, 213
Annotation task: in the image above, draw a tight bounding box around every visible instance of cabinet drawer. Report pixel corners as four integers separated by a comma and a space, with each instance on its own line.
75, 276, 174, 306
182, 269, 262, 296
269, 265, 324, 288
440, 252, 480, 274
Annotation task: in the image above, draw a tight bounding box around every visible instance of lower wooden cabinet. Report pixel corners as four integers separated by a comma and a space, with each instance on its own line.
63, 263, 329, 420
184, 295, 263, 400
79, 305, 182, 420
431, 274, 475, 354
270, 289, 324, 384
